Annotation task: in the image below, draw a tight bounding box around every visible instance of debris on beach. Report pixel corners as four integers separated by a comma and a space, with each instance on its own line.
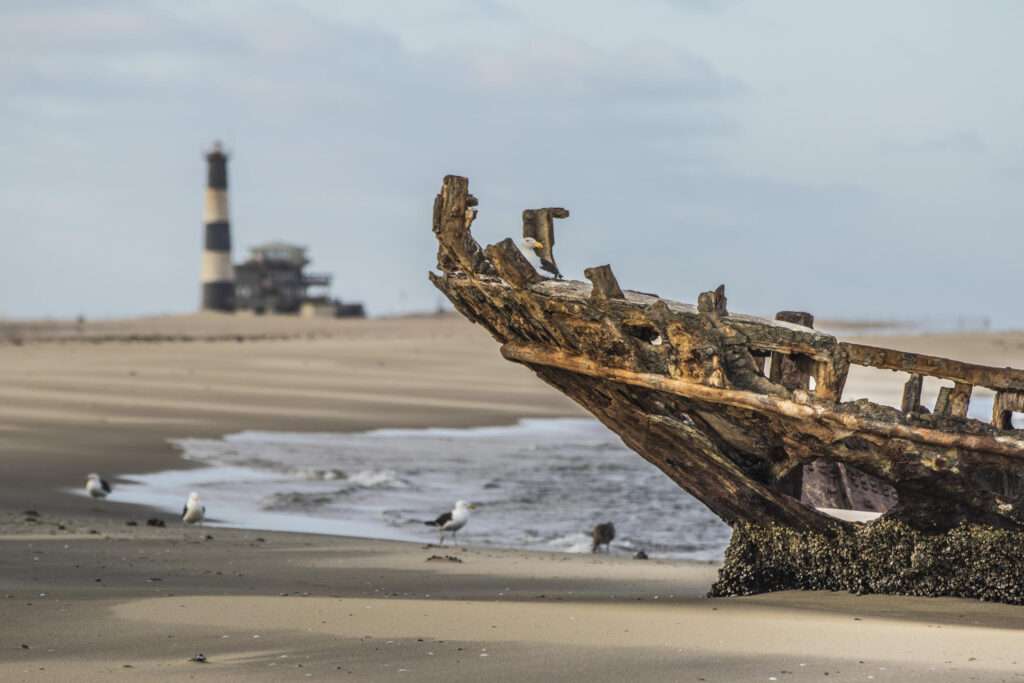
426, 555, 463, 563
633, 551, 649, 560
145, 518, 165, 527
189, 653, 207, 663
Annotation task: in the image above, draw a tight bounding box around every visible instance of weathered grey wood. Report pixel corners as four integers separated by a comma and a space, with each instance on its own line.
485, 239, 542, 289
770, 311, 814, 391
993, 391, 1024, 429
950, 382, 973, 419
901, 374, 924, 413
844, 342, 1024, 393
697, 284, 728, 317
934, 386, 954, 416
776, 311, 814, 328
584, 265, 624, 301
429, 175, 1024, 539
433, 175, 494, 277
814, 355, 848, 403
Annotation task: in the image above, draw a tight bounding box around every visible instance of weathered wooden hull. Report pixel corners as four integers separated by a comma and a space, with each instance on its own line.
429, 175, 1024, 602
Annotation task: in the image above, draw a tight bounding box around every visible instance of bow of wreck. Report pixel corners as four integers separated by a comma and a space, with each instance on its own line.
429, 174, 1024, 603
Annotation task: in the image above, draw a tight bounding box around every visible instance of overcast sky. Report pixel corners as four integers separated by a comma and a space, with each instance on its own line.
2, 1, 1023, 325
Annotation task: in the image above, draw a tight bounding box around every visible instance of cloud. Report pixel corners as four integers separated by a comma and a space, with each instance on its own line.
1, 2, 1022, 327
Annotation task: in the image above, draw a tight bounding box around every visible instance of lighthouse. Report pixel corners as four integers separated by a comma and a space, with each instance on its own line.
200, 141, 236, 312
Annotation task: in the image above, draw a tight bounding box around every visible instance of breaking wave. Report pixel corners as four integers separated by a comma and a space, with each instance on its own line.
110, 418, 730, 560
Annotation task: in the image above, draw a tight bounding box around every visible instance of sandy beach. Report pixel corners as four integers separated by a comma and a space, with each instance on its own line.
5, 313, 1024, 681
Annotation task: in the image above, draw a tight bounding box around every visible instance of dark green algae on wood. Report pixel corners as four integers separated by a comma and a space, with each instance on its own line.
712, 519, 1024, 603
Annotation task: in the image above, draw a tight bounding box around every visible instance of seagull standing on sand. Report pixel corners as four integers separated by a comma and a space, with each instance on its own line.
425, 500, 476, 545
85, 473, 112, 499
182, 492, 205, 526
591, 522, 615, 553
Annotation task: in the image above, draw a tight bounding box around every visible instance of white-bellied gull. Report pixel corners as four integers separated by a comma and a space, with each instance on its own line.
522, 207, 568, 279
182, 492, 205, 526
521, 237, 562, 279
424, 500, 476, 545
85, 473, 112, 499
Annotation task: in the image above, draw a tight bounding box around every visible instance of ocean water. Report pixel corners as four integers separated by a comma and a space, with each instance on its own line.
110, 418, 731, 560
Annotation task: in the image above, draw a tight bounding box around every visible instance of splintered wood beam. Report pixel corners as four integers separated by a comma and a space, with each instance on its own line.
697, 285, 728, 317
901, 374, 924, 413
499, 342, 1024, 458
433, 175, 494, 277
584, 264, 624, 301
844, 342, 1024, 393
485, 238, 542, 289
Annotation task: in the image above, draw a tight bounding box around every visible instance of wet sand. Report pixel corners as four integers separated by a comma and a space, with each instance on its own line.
3, 313, 1024, 681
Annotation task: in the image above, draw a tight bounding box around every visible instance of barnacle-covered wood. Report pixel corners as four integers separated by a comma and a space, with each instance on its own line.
428, 175, 1024, 540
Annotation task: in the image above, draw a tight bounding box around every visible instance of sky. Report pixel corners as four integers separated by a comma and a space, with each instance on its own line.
2, 1, 1023, 325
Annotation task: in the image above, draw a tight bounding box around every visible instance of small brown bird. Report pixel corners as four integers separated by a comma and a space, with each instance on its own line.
591, 522, 616, 553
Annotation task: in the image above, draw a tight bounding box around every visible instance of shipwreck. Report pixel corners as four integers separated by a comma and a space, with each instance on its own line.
430, 175, 1024, 603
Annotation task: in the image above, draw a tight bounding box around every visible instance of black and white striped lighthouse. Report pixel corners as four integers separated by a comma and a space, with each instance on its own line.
200, 141, 236, 312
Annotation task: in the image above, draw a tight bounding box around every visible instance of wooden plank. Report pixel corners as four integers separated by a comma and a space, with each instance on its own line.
901, 374, 924, 413
843, 341, 1024, 393
934, 386, 953, 416
950, 382, 973, 419
500, 341, 1024, 458
814, 353, 849, 403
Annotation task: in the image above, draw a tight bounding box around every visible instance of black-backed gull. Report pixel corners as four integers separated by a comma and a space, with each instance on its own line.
424, 500, 476, 545
85, 473, 112, 499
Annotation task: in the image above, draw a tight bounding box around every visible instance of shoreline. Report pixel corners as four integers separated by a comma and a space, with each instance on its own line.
76, 417, 731, 560
7, 314, 1024, 680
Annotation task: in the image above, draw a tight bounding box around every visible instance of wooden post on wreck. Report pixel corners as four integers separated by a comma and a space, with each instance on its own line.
935, 382, 972, 418
901, 374, 924, 413
770, 311, 815, 391
993, 391, 1024, 429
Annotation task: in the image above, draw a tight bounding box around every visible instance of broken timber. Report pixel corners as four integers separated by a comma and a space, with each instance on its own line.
429, 175, 1024, 603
